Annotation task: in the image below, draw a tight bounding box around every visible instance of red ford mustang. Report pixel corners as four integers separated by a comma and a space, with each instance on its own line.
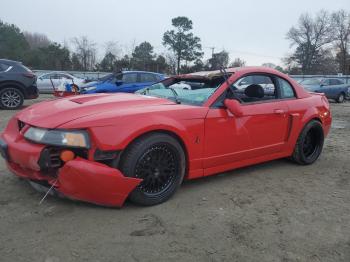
0, 67, 332, 207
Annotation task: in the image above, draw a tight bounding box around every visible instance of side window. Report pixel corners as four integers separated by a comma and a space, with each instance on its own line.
140, 73, 157, 82
52, 74, 61, 80
41, 74, 53, 80
61, 74, 72, 80
122, 73, 137, 83
0, 63, 10, 72
322, 79, 330, 86
43, 74, 59, 80
330, 79, 343, 85
329, 79, 336, 85
231, 74, 277, 103
277, 78, 295, 99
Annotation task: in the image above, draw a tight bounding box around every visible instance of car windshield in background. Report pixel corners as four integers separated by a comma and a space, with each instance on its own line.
302, 78, 322, 85
136, 76, 227, 105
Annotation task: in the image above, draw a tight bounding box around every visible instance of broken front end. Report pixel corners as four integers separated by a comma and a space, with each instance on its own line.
0, 117, 141, 207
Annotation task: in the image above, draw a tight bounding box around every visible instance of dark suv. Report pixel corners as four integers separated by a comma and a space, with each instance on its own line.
0, 59, 38, 109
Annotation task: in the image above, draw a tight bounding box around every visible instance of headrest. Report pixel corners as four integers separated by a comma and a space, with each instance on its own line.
244, 84, 264, 98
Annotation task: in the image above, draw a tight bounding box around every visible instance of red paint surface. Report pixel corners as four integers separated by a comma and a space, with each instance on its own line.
57, 158, 141, 207
1, 67, 332, 206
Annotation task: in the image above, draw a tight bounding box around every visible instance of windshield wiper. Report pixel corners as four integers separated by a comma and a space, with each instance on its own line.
167, 87, 181, 104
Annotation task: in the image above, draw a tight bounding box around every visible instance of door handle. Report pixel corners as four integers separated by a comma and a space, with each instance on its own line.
274, 109, 285, 115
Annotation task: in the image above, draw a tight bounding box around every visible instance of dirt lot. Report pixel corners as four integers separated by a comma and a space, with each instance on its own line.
0, 95, 349, 262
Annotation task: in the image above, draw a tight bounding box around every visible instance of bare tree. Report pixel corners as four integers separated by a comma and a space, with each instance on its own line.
104, 41, 122, 59
164, 52, 177, 75
230, 57, 246, 67
71, 36, 97, 71
286, 10, 333, 74
208, 50, 229, 70
23, 31, 51, 49
332, 10, 350, 74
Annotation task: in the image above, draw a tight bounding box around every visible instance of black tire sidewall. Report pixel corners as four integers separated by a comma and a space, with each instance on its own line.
337, 93, 344, 103
0, 87, 24, 110
120, 133, 186, 206
294, 120, 324, 165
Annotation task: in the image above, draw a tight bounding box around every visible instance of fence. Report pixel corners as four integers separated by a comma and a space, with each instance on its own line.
290, 75, 350, 84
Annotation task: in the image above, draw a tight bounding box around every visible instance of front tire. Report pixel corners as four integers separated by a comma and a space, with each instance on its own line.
291, 120, 324, 165
120, 133, 186, 206
0, 87, 24, 110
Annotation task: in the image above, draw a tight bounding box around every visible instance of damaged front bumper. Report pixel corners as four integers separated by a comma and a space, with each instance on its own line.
0, 134, 142, 207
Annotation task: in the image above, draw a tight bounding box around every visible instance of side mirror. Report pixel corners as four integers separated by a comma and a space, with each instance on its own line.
224, 99, 243, 117
115, 80, 123, 86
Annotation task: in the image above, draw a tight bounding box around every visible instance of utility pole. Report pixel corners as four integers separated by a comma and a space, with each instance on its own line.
209, 47, 215, 58
205, 46, 216, 58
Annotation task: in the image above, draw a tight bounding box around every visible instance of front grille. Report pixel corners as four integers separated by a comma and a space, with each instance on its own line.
38, 147, 88, 172
48, 148, 62, 168
38, 147, 63, 171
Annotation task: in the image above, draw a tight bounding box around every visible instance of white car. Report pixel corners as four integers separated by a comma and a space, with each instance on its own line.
169, 81, 192, 90
37, 72, 86, 93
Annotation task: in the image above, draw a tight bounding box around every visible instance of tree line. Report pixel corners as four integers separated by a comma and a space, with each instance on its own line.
0, 10, 349, 75
285, 9, 350, 75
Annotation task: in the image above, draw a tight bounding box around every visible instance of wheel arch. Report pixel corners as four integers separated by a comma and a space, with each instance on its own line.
119, 129, 190, 176
0, 81, 26, 95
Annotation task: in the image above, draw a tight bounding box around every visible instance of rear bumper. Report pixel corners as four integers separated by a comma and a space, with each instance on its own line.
0, 130, 142, 207
24, 85, 39, 99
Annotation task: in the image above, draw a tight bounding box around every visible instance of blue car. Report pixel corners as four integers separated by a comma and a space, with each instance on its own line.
80, 71, 165, 94
302, 78, 350, 103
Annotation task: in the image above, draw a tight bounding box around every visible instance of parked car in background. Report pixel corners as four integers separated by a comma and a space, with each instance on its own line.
291, 77, 305, 84
169, 81, 192, 90
80, 71, 164, 94
301, 78, 350, 103
0, 59, 38, 109
37, 72, 86, 93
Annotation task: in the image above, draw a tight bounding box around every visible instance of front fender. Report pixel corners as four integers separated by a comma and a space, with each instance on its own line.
88, 113, 206, 177
89, 114, 194, 151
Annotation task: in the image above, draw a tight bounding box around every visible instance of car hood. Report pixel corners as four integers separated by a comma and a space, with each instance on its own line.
17, 93, 177, 129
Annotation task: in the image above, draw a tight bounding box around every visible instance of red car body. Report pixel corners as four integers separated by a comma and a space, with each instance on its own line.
0, 67, 332, 207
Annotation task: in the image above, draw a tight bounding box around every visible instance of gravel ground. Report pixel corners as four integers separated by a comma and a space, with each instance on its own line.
0, 95, 349, 262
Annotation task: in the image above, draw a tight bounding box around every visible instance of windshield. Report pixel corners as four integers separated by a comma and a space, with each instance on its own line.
136, 76, 228, 105
302, 78, 322, 85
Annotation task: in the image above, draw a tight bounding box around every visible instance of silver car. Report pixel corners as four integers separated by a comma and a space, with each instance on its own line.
36, 72, 86, 93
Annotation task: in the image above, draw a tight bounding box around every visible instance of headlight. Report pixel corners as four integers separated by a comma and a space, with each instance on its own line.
84, 86, 97, 91
24, 127, 90, 148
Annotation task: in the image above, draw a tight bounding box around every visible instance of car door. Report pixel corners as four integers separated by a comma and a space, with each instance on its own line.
328, 79, 345, 99
318, 79, 333, 97
203, 74, 290, 169
37, 73, 57, 93
117, 73, 139, 93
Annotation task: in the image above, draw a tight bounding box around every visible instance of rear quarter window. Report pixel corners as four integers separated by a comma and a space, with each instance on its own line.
277, 78, 295, 98
0, 63, 11, 72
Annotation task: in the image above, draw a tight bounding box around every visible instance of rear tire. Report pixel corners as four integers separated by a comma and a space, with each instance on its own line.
120, 133, 186, 206
336, 93, 345, 103
291, 120, 324, 165
0, 87, 24, 110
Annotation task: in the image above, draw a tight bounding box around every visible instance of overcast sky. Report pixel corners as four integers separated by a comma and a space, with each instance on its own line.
1, 0, 349, 66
